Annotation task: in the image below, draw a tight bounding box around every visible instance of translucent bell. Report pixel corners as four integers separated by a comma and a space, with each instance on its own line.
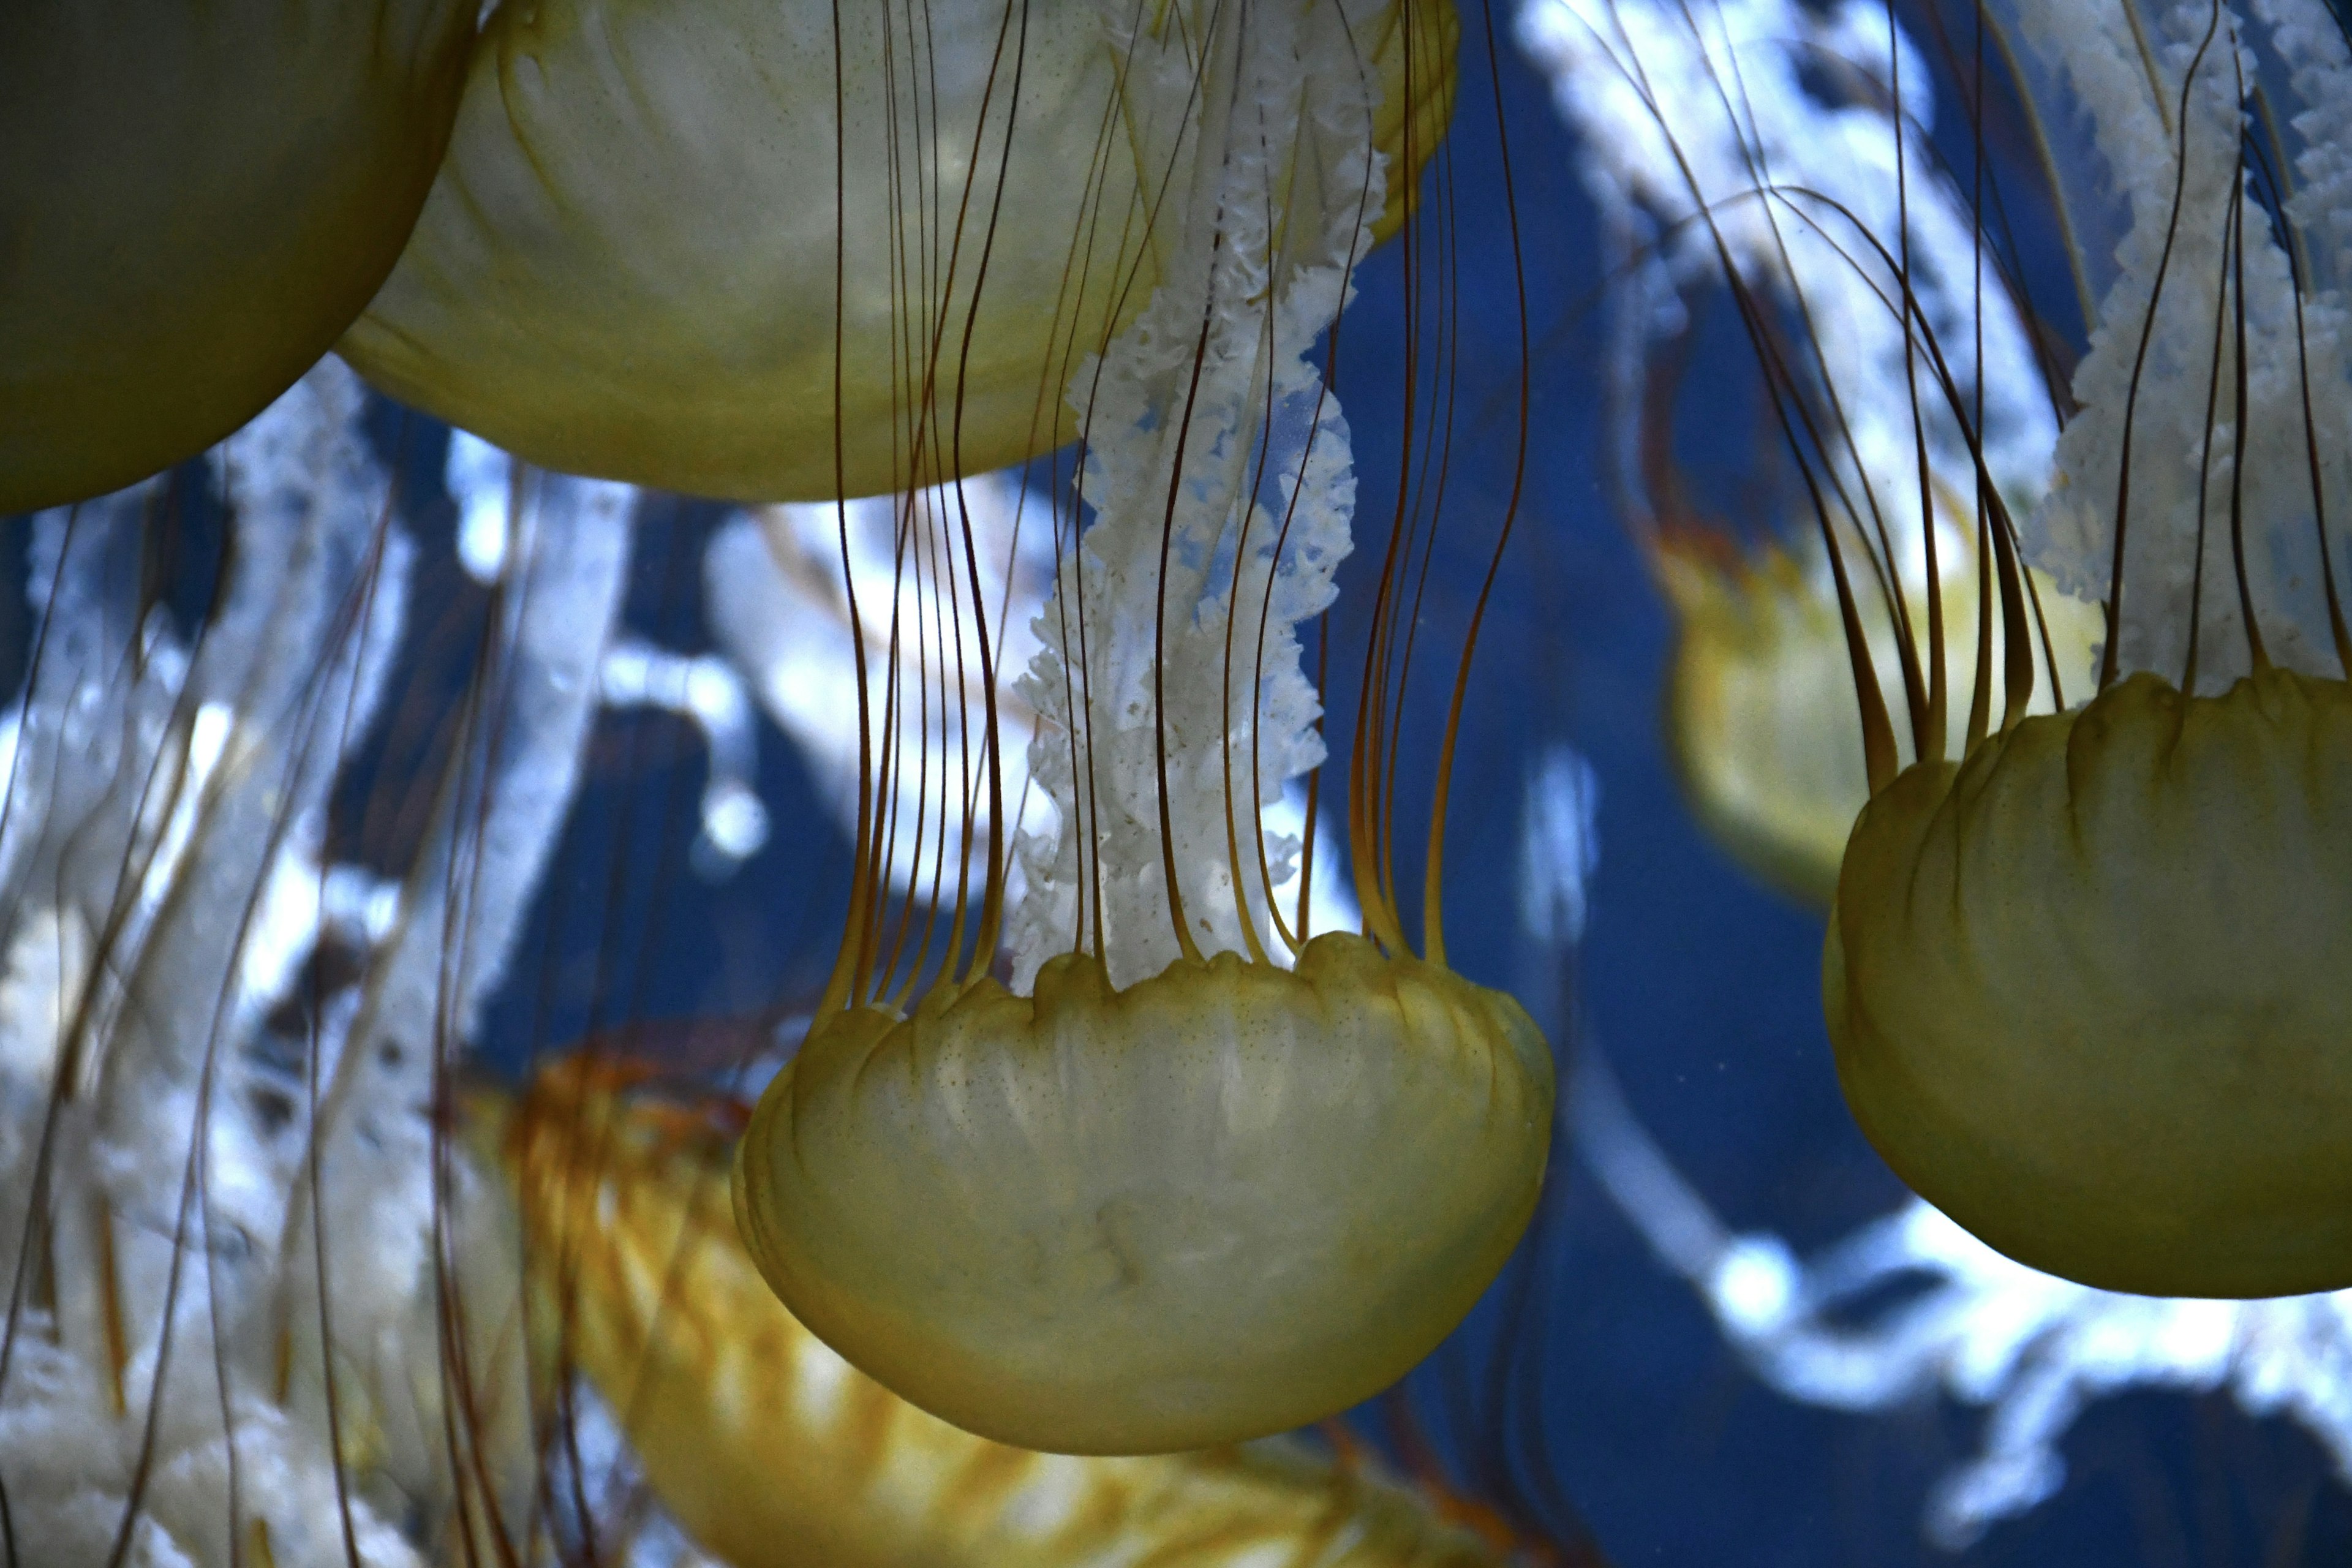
1827, 669, 2352, 1298
735, 934, 1555, 1453
341, 0, 1455, 501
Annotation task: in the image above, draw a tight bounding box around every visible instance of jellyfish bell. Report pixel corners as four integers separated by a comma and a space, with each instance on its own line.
742, 935, 1552, 1454
1817, 0, 2352, 1297
340, 0, 1457, 502
1829, 668, 2352, 1297
0, 0, 473, 514
729, 0, 1554, 1455
503, 1049, 1522, 1567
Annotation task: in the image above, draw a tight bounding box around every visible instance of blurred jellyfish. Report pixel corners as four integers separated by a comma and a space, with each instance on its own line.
0, 364, 639, 1564
1, 0, 473, 513
1522, 0, 2106, 905
728, 0, 1558, 1458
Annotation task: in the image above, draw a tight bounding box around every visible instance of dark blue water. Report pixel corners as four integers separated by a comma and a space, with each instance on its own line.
12, 2, 2350, 1558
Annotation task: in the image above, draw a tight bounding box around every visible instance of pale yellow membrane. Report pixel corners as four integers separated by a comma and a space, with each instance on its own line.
342, 0, 1455, 502
1826, 669, 2352, 1297
506, 1058, 1510, 1568
0, 0, 472, 513
734, 933, 1555, 1455
1662, 533, 2104, 907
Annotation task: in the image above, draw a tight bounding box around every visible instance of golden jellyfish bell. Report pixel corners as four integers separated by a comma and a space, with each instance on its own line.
341, 0, 1457, 502
731, 0, 1551, 1455
1829, 669, 2352, 1297
0, 0, 473, 513
1817, 0, 2352, 1296
739, 938, 1552, 1454
505, 1053, 1514, 1568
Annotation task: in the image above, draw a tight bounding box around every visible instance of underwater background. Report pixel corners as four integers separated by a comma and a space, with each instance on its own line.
9, 0, 2352, 1561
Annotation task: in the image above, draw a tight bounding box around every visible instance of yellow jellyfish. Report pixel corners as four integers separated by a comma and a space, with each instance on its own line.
728, 0, 1556, 1456
1521, 0, 2103, 907
503, 1050, 1526, 1568
339, 0, 1456, 501
0, 0, 473, 513
1812, 0, 2352, 1297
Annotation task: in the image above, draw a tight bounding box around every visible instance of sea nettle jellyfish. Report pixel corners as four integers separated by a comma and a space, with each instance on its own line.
339, 0, 1453, 501
1521, 0, 2102, 907
727, 0, 1558, 1455
0, 0, 473, 513
1685, 0, 2352, 1298
501, 1050, 1540, 1568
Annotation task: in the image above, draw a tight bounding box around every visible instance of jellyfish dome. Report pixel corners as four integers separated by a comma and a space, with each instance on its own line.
0, 0, 473, 513
341, 0, 1455, 502
731, 0, 1554, 1453
1821, 0, 2352, 1297
510, 1054, 1520, 1567
1831, 669, 2352, 1297
741, 937, 1552, 1454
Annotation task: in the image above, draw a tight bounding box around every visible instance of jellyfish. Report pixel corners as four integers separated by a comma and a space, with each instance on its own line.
726, 0, 1557, 1457
0, 0, 473, 514
1573, 0, 2352, 1300
1521, 0, 2104, 907
500, 1049, 1524, 1568
1815, 0, 2352, 1300
338, 0, 1454, 501
1532, 0, 2352, 1298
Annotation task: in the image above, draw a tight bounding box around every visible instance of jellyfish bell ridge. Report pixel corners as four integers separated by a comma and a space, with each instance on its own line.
341, 0, 1458, 503
733, 932, 1555, 1456
0, 0, 473, 514
1825, 668, 2352, 1298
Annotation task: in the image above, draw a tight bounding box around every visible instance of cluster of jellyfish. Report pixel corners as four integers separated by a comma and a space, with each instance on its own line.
1, 0, 2348, 1560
